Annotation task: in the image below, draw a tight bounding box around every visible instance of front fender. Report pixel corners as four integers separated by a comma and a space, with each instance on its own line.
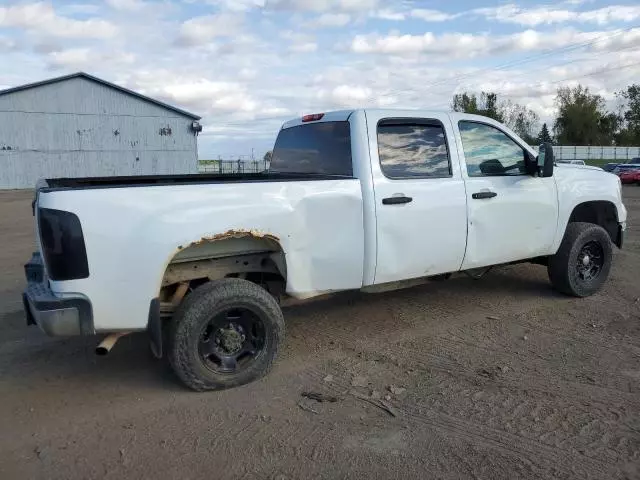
552, 168, 625, 252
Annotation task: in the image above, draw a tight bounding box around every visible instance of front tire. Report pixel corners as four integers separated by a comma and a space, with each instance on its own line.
547, 222, 613, 297
168, 278, 285, 391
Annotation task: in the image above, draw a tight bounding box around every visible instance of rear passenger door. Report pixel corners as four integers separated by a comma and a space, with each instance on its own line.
366, 112, 468, 285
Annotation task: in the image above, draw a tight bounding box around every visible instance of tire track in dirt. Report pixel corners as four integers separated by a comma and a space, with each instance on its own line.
371, 339, 640, 409
300, 326, 640, 470
299, 369, 623, 479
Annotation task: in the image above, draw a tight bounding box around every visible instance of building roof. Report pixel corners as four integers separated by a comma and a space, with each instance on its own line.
0, 72, 201, 120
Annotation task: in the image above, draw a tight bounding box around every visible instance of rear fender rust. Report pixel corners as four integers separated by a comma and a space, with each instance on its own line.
161, 253, 282, 286
183, 229, 280, 249
169, 229, 282, 266
160, 230, 287, 291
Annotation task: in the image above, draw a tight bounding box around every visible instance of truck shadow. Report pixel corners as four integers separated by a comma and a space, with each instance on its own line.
284, 264, 561, 321
0, 264, 560, 394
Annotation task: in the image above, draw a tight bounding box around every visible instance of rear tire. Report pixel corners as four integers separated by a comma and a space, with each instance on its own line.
547, 222, 613, 297
168, 278, 285, 391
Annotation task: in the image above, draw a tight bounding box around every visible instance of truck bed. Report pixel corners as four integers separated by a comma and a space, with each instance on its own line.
42, 172, 352, 191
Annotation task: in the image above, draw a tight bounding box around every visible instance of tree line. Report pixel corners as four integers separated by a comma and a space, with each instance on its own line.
451, 83, 640, 147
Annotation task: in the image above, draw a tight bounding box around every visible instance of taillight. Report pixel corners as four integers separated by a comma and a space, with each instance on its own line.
38, 208, 89, 280
302, 113, 325, 122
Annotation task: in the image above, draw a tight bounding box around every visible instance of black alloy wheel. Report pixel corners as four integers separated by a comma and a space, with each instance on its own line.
198, 308, 265, 374
575, 241, 604, 282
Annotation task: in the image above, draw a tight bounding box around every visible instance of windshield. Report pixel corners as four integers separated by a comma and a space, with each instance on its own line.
270, 121, 352, 176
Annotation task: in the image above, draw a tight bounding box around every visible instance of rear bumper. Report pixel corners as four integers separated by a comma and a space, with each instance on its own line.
23, 253, 94, 336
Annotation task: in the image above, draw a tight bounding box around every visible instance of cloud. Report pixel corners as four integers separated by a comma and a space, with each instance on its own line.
350, 28, 640, 59
410, 9, 458, 22
372, 9, 405, 21
205, 0, 266, 11
0, 2, 118, 39
373, 3, 640, 26
309, 13, 351, 27
127, 74, 260, 113
280, 30, 318, 52
48, 48, 136, 69
317, 84, 372, 106
351, 32, 490, 57
578, 6, 640, 25
289, 42, 318, 53
0, 36, 16, 52
105, 0, 147, 11
58, 4, 103, 16
372, 8, 461, 22
265, 0, 378, 13
475, 4, 640, 26
177, 13, 244, 45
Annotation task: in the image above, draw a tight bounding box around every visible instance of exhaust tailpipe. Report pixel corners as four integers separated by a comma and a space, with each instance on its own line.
96, 332, 128, 356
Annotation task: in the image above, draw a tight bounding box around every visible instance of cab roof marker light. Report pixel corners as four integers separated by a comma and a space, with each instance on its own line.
302, 113, 325, 122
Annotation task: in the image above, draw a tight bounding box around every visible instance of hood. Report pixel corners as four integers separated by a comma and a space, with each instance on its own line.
554, 163, 603, 172
553, 161, 621, 190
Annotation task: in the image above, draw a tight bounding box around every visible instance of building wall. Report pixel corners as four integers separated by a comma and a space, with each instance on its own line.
0, 77, 198, 189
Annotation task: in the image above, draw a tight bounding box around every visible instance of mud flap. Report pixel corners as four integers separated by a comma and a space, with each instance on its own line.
147, 298, 162, 359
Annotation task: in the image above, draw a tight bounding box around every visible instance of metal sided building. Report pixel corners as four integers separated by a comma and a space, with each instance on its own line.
0, 72, 202, 189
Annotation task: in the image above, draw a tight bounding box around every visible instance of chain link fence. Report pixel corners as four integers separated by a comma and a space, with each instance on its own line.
199, 160, 268, 174
532, 146, 640, 162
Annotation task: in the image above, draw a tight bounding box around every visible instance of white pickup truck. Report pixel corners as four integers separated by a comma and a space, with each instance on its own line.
23, 109, 626, 391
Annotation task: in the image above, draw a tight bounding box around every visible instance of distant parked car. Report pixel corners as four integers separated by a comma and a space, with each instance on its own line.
557, 160, 586, 165
619, 169, 640, 185
612, 165, 640, 176
603, 157, 640, 172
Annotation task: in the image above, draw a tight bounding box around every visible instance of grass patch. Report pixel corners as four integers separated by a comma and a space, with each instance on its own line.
585, 159, 609, 167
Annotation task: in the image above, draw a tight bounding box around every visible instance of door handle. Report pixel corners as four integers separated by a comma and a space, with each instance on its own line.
472, 191, 497, 200
382, 195, 413, 205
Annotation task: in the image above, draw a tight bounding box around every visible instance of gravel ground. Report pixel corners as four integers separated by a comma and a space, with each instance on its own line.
0, 188, 639, 480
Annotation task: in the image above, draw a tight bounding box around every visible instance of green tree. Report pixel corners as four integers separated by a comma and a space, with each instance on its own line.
553, 85, 616, 145
536, 123, 553, 144
615, 84, 640, 145
452, 91, 538, 141
451, 92, 479, 115
502, 100, 540, 144
482, 92, 503, 123
451, 91, 504, 121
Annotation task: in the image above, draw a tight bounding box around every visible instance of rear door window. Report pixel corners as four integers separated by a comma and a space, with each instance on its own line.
377, 121, 451, 178
270, 121, 352, 176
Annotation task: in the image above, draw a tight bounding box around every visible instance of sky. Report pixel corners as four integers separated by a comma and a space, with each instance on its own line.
1, 0, 639, 159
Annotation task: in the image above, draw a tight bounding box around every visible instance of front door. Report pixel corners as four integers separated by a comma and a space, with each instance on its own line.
366, 111, 468, 285
455, 120, 558, 270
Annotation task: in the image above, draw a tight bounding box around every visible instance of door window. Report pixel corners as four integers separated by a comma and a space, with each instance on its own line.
459, 121, 527, 177
378, 121, 451, 179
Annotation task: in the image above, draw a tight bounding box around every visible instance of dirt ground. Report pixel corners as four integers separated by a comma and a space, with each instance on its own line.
1, 188, 639, 480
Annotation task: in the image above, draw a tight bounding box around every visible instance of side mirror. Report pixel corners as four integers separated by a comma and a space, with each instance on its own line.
537, 143, 554, 177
